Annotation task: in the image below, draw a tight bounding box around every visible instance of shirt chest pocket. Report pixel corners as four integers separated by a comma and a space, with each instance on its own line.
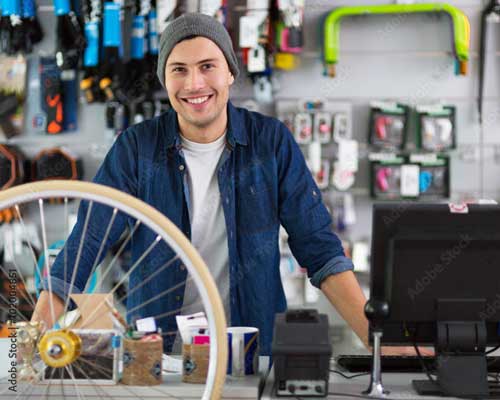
236, 180, 278, 234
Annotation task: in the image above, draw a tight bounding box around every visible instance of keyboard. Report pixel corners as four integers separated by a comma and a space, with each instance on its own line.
335, 354, 500, 373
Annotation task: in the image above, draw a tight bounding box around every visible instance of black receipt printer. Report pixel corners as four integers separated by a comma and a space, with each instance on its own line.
272, 309, 331, 397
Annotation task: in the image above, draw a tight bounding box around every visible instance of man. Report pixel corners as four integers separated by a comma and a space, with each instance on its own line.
33, 13, 371, 355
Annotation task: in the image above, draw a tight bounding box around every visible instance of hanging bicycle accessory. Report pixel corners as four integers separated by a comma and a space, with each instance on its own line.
323, 3, 470, 77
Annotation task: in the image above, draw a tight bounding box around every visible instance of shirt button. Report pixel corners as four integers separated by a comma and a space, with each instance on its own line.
175, 295, 181, 301
179, 165, 185, 171
225, 197, 229, 204
180, 264, 186, 271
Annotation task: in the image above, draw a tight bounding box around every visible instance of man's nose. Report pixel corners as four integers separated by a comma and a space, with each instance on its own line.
184, 69, 206, 92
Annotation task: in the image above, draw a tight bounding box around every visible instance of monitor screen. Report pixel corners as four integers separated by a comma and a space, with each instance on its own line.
370, 203, 500, 346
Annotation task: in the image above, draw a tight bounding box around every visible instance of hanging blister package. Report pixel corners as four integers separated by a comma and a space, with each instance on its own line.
61, 69, 78, 131
294, 112, 312, 144
148, 8, 158, 56
333, 113, 350, 141
131, 15, 145, 60
370, 156, 408, 200
308, 159, 330, 190
0, 54, 27, 138
84, 20, 100, 68
410, 153, 450, 199
416, 104, 456, 152
313, 112, 332, 143
368, 102, 409, 150
40, 57, 63, 134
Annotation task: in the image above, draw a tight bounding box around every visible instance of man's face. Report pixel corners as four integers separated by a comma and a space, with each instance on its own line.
164, 36, 234, 131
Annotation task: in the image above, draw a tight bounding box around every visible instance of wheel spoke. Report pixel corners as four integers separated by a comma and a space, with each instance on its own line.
75, 220, 141, 319
65, 364, 86, 400
64, 197, 69, 305
77, 358, 146, 400
62, 201, 95, 323
115, 255, 180, 305
83, 209, 118, 294
5, 258, 36, 309
151, 296, 203, 322
71, 362, 109, 400
42, 364, 58, 400
79, 235, 162, 330
127, 277, 192, 315
15, 205, 46, 293
38, 199, 56, 326
0, 295, 29, 322
76, 357, 113, 376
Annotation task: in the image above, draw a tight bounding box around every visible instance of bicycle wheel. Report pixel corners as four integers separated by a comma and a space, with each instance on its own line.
0, 180, 227, 400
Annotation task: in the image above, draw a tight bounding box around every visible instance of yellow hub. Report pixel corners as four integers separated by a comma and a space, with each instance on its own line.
38, 330, 82, 368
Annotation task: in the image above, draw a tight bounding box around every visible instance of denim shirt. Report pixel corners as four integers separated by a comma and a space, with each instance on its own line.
45, 101, 353, 354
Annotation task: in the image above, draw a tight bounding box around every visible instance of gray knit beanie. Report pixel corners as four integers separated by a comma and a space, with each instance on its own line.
157, 13, 240, 88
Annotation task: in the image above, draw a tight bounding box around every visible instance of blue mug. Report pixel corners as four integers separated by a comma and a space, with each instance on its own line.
227, 327, 259, 377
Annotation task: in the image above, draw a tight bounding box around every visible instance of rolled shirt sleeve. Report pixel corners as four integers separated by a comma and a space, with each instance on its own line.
275, 120, 354, 288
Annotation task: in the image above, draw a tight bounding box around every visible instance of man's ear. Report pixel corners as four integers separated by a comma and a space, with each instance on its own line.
228, 72, 235, 85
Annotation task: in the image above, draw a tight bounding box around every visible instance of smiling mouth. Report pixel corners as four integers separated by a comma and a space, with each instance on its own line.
181, 94, 214, 105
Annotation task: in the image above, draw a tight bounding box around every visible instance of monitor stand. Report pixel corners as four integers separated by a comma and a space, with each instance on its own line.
412, 299, 499, 398
413, 353, 491, 398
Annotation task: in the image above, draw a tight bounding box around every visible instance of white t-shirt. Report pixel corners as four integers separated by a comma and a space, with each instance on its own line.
178, 132, 230, 323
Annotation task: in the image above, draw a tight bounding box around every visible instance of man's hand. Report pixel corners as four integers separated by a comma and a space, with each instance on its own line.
381, 346, 435, 356
31, 291, 66, 331
320, 272, 437, 357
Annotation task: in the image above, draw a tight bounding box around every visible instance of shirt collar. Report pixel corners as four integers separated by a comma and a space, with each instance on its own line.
163, 100, 248, 149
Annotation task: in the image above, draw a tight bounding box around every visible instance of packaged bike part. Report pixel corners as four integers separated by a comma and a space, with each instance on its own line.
40, 57, 64, 134
0, 55, 27, 138
370, 156, 405, 200
368, 102, 409, 150
332, 139, 358, 191
276, 0, 305, 53
313, 112, 332, 143
331, 161, 355, 191
333, 113, 350, 141
410, 153, 450, 199
306, 158, 329, 190
294, 112, 312, 144
416, 104, 456, 152
315, 159, 330, 190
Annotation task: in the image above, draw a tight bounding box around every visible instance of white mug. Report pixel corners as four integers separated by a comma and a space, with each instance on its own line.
227, 327, 259, 377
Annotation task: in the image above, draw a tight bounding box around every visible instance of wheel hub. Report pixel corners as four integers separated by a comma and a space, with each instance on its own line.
38, 330, 82, 368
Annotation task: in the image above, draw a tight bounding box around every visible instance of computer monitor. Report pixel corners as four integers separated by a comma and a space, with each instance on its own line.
369, 203, 500, 397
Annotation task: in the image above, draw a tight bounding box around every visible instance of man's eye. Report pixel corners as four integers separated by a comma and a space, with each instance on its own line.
202, 64, 214, 70
173, 67, 185, 73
